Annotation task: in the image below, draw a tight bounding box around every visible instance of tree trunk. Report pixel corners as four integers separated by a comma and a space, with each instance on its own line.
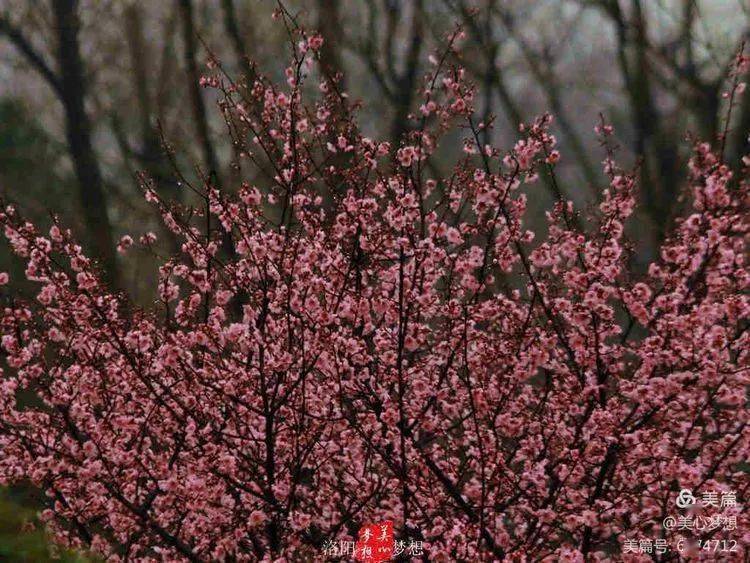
220, 0, 256, 85
177, 0, 221, 180
390, 0, 423, 145
317, 0, 345, 88
53, 0, 118, 284
124, 4, 179, 198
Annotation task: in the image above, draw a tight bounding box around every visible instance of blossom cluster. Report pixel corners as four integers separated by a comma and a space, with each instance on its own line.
0, 26, 748, 562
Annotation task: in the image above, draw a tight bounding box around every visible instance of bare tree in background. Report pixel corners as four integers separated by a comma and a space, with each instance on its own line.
178, 0, 221, 184
0, 0, 747, 292
221, 0, 256, 85
462, 2, 746, 237
121, 4, 176, 200
349, 0, 425, 144
317, 0, 346, 87
0, 0, 118, 283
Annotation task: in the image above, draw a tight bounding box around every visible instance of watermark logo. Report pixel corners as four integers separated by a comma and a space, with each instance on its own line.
623, 489, 741, 555
355, 521, 393, 562
675, 488, 696, 508
321, 522, 425, 560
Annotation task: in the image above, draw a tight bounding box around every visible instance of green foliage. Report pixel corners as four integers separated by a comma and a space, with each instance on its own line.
0, 97, 79, 295
0, 488, 92, 562
0, 98, 65, 198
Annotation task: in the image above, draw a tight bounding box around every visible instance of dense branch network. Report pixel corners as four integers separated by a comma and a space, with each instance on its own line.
0, 17, 748, 562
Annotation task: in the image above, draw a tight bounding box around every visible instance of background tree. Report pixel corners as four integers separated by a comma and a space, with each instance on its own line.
1, 0, 117, 283
1, 1, 747, 283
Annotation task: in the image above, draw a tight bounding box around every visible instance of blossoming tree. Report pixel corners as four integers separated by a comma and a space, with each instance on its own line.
0, 17, 748, 562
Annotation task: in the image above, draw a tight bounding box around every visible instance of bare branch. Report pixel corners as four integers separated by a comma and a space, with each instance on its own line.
0, 11, 64, 99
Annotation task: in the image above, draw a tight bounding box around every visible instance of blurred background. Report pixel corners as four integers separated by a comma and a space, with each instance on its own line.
0, 0, 747, 559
